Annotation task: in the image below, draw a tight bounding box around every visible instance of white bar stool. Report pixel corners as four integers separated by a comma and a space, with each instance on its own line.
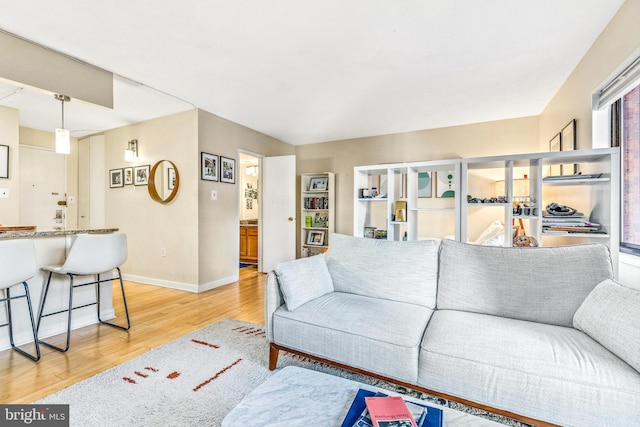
37, 233, 131, 352
0, 239, 41, 361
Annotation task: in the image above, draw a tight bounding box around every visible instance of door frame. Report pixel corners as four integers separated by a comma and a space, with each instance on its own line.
238, 149, 264, 270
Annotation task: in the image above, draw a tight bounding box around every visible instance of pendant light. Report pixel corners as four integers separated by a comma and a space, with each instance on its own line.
54, 94, 71, 154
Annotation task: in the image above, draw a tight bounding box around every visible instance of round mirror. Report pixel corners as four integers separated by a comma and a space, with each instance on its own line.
148, 160, 180, 204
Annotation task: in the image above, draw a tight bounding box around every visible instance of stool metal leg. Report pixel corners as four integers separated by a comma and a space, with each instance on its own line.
97, 268, 131, 331
37, 272, 74, 353
2, 284, 41, 361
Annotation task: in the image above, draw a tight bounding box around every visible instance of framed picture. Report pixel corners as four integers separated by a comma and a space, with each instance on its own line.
549, 133, 562, 176
309, 177, 328, 191
417, 172, 432, 198
313, 212, 328, 228
168, 167, 176, 190
221, 156, 236, 184
109, 168, 124, 188
123, 167, 133, 185
0, 145, 8, 179
306, 230, 325, 246
134, 165, 150, 186
201, 152, 218, 181
435, 171, 455, 198
561, 119, 577, 175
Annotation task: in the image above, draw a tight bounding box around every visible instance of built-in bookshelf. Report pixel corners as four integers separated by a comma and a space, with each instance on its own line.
300, 172, 335, 257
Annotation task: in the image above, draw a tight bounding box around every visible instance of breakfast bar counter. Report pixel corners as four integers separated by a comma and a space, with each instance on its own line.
0, 228, 120, 353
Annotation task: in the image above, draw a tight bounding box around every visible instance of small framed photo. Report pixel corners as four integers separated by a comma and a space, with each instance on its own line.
201, 152, 219, 181
561, 119, 577, 175
109, 168, 124, 188
221, 156, 236, 184
549, 133, 562, 176
123, 167, 133, 185
308, 177, 328, 191
0, 144, 8, 179
306, 230, 325, 246
417, 172, 431, 198
168, 167, 176, 190
134, 165, 150, 186
435, 170, 455, 198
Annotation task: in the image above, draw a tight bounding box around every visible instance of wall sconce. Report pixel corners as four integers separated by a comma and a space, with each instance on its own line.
245, 165, 258, 176
124, 139, 138, 161
54, 94, 71, 154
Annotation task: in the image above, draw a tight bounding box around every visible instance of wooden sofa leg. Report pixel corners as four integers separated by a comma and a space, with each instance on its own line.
269, 343, 279, 370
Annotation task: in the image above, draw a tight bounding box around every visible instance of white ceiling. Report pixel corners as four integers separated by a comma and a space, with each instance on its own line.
0, 1, 625, 145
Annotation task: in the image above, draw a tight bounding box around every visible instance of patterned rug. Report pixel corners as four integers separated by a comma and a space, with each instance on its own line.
36, 319, 530, 427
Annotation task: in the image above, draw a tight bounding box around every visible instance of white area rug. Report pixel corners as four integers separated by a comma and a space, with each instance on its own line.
37, 319, 527, 427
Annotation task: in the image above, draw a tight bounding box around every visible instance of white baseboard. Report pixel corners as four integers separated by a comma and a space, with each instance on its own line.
122, 274, 238, 293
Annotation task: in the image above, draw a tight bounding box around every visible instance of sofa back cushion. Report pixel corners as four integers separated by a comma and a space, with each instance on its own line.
324, 233, 439, 308
437, 240, 614, 327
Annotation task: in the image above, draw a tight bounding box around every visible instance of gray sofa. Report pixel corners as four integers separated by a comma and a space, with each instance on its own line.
265, 234, 640, 427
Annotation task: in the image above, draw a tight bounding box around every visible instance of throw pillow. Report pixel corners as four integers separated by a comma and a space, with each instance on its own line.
573, 279, 640, 373
275, 254, 334, 311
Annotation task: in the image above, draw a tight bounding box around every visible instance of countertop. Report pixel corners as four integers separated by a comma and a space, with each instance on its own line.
0, 227, 119, 239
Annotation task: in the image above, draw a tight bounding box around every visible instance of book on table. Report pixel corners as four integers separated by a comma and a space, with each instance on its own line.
341, 389, 443, 427
365, 396, 418, 427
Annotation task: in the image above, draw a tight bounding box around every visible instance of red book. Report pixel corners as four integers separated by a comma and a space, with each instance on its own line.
364, 396, 418, 427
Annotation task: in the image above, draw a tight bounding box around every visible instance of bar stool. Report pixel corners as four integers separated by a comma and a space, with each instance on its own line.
37, 233, 130, 352
0, 239, 41, 361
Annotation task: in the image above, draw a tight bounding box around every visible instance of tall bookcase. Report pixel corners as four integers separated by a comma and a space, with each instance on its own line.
300, 172, 335, 257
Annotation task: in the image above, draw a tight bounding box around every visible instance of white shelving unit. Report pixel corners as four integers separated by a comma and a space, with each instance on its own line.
354, 148, 619, 272
300, 172, 335, 257
353, 160, 461, 241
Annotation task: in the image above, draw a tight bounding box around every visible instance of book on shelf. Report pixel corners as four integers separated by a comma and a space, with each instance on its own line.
303, 196, 329, 209
341, 389, 443, 427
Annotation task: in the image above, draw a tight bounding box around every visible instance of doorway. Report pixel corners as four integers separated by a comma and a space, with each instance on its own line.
239, 152, 260, 274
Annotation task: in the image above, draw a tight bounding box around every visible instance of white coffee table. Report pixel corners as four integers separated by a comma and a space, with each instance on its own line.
222, 366, 505, 426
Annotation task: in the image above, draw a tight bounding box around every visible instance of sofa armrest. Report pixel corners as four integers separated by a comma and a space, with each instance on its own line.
265, 271, 285, 342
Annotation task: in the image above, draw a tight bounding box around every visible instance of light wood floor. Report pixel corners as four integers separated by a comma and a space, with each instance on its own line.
0, 266, 266, 404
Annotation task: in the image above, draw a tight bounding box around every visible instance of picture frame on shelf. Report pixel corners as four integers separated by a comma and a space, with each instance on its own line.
306, 230, 325, 246
549, 133, 562, 176
123, 167, 133, 185
0, 144, 8, 179
417, 172, 432, 198
313, 212, 328, 228
201, 152, 219, 181
561, 119, 577, 175
221, 156, 236, 184
134, 165, 150, 186
109, 168, 124, 188
435, 171, 455, 198
308, 176, 328, 191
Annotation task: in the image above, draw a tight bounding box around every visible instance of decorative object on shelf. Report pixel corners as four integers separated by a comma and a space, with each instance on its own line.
0, 144, 8, 179
305, 216, 313, 227
513, 234, 539, 247
374, 230, 387, 239
306, 230, 325, 245
313, 212, 328, 228
363, 227, 376, 238
546, 202, 577, 216
308, 177, 328, 191
417, 172, 432, 198
221, 156, 236, 184
134, 165, 150, 186
201, 152, 219, 181
561, 119, 577, 175
394, 201, 407, 222
109, 168, 124, 188
435, 171, 455, 198
123, 167, 133, 185
549, 133, 562, 176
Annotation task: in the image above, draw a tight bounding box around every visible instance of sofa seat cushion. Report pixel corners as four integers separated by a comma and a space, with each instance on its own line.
418, 310, 640, 427
273, 291, 433, 383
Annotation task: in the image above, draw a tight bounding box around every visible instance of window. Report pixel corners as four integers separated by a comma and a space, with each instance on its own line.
619, 85, 640, 254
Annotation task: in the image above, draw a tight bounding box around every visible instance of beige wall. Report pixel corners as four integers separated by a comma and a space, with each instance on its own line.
0, 106, 19, 225
105, 110, 200, 290
295, 116, 540, 240
539, 0, 640, 149
197, 110, 294, 289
